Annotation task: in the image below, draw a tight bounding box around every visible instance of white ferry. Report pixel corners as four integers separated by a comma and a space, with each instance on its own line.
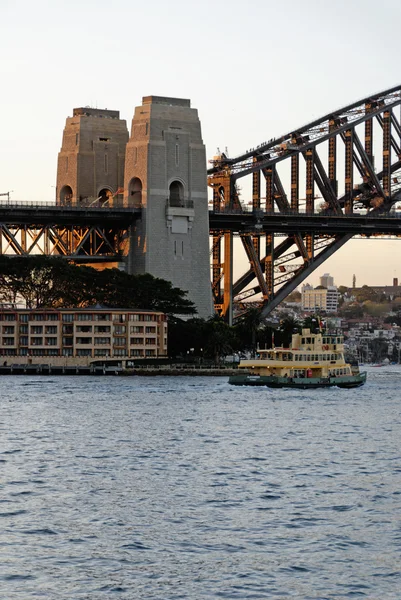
229, 328, 367, 389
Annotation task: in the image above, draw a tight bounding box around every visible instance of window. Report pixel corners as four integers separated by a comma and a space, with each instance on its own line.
114, 348, 127, 356
31, 326, 43, 334
113, 338, 126, 346
62, 348, 73, 357
114, 314, 126, 323
94, 337, 111, 345
95, 325, 110, 333
129, 314, 144, 322
145, 326, 156, 334
45, 337, 57, 346
95, 349, 110, 357
62, 314, 74, 322
76, 337, 92, 344
3, 326, 14, 334
77, 314, 92, 321
31, 337, 43, 346
45, 326, 58, 334
114, 325, 126, 334
62, 325, 73, 334
130, 349, 144, 357
145, 350, 155, 356
130, 338, 143, 345
3, 337, 15, 346
47, 314, 59, 321
32, 349, 45, 356
20, 336, 28, 346
130, 326, 143, 333
4, 314, 16, 321
19, 314, 29, 323
77, 349, 92, 356
62, 337, 73, 346
99, 137, 110, 142
76, 325, 92, 333
95, 314, 111, 321
145, 338, 156, 345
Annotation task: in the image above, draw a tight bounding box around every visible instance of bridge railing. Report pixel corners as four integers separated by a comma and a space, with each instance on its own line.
209, 206, 401, 219
0, 200, 135, 212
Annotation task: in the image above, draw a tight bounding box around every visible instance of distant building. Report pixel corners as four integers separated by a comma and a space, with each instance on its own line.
320, 273, 334, 288
0, 307, 167, 364
302, 274, 338, 313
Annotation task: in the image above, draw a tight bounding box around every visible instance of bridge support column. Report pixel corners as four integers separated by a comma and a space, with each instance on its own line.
124, 96, 213, 319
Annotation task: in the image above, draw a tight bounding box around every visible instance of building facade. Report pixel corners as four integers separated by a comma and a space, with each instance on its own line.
0, 308, 167, 364
302, 283, 339, 313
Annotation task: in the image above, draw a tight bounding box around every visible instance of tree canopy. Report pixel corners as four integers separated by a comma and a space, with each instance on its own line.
0, 256, 196, 316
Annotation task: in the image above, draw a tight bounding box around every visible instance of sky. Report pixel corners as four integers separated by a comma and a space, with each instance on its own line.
1, 0, 401, 289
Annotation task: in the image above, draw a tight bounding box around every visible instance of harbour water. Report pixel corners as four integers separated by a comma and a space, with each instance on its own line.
1, 366, 401, 599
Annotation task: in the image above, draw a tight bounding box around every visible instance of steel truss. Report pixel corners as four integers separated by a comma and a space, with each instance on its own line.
208, 84, 401, 321
0, 223, 130, 262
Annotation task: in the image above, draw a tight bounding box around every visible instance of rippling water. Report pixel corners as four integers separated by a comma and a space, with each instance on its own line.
1, 366, 401, 599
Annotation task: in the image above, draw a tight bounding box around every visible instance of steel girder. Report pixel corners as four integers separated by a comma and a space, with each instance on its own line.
208, 85, 401, 320
0, 223, 130, 262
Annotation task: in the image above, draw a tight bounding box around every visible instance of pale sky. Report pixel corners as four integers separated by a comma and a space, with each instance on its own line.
1, 0, 401, 288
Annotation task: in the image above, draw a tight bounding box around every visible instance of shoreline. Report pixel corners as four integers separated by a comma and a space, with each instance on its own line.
0, 365, 238, 377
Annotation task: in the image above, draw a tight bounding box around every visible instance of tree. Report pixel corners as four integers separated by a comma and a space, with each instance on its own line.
203, 316, 236, 364
235, 307, 264, 355
0, 257, 196, 316
277, 315, 301, 346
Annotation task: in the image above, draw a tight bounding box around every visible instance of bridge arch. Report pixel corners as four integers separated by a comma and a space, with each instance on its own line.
97, 187, 114, 207
169, 180, 185, 207
60, 185, 73, 206
128, 177, 143, 207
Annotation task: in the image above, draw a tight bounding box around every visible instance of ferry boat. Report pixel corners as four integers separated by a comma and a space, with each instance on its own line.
228, 328, 367, 389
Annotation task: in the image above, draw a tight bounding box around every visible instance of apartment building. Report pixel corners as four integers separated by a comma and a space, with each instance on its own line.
0, 307, 167, 362
302, 283, 339, 313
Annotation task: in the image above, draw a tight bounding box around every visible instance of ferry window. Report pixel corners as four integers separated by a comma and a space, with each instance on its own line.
301, 338, 305, 344
288, 353, 293, 360
306, 338, 311, 344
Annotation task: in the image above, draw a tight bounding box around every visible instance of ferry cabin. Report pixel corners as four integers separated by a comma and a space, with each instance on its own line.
239, 329, 353, 379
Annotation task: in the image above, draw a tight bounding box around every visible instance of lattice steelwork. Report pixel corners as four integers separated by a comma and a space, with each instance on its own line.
0, 223, 130, 261
208, 84, 401, 320
0, 204, 136, 262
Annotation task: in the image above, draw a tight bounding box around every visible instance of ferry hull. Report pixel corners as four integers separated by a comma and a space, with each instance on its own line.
228, 372, 367, 389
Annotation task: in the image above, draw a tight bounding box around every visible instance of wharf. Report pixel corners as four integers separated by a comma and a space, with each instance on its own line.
0, 364, 238, 377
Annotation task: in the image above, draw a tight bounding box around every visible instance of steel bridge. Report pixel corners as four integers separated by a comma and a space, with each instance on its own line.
2, 85, 401, 319
208, 84, 401, 321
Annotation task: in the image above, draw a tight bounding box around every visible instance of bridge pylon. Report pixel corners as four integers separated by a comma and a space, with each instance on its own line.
124, 96, 213, 319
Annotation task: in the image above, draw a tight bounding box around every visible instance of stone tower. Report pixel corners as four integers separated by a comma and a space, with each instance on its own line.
57, 107, 128, 206
124, 96, 213, 319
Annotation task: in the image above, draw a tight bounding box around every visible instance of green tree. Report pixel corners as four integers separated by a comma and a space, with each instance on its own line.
278, 315, 301, 346
203, 316, 235, 364
235, 307, 264, 355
